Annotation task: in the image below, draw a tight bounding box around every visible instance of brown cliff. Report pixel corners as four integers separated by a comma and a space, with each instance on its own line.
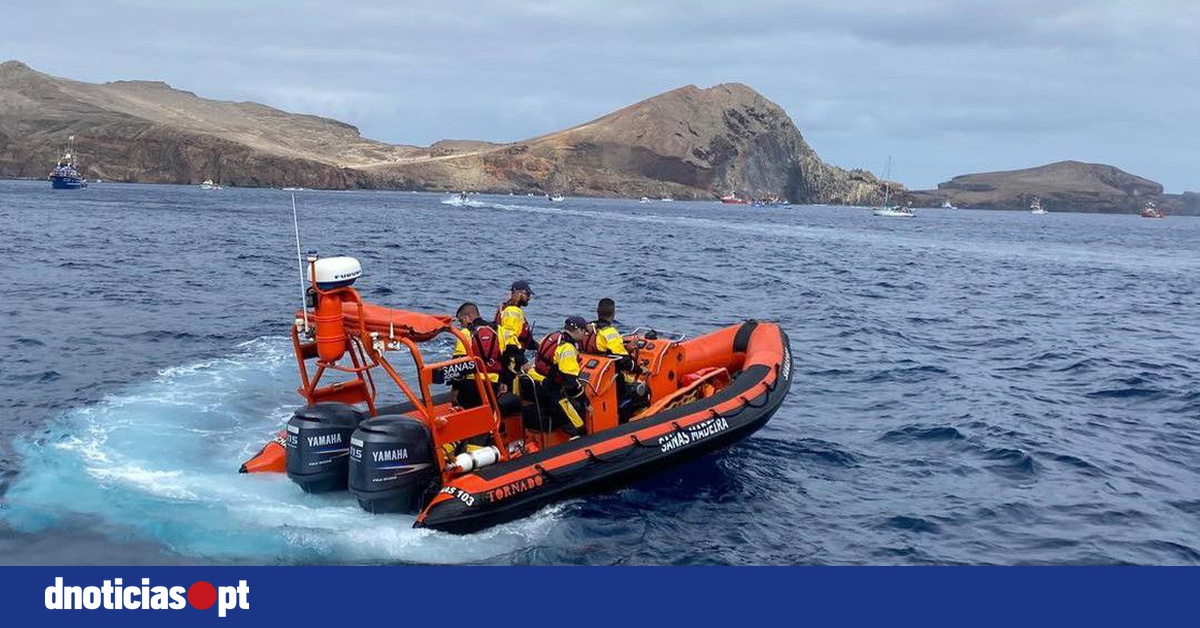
0, 61, 875, 201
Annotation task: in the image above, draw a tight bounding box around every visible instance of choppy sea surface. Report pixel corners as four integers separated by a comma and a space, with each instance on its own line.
0, 180, 1197, 565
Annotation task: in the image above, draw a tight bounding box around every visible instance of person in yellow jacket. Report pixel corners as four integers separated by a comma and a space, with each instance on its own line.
495, 280, 537, 391
585, 298, 645, 421
525, 316, 589, 438
588, 298, 631, 364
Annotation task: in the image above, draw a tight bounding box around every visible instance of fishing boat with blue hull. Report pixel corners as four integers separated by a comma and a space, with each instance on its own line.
240, 254, 793, 533
48, 137, 86, 190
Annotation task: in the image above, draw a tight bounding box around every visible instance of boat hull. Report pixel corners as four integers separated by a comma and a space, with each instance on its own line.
415, 321, 793, 534
50, 175, 86, 189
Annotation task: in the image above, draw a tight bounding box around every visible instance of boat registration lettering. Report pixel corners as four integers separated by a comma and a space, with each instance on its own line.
658, 417, 730, 453
439, 486, 476, 507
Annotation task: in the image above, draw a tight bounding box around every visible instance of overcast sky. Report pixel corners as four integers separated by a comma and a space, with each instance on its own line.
4, 0, 1197, 192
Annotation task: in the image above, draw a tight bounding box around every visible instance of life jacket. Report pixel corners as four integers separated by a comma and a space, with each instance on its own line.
580, 323, 600, 354
534, 331, 564, 379
467, 318, 502, 374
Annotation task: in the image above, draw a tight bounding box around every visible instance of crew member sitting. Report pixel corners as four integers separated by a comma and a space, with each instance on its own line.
584, 297, 645, 420
524, 316, 590, 439
449, 302, 503, 409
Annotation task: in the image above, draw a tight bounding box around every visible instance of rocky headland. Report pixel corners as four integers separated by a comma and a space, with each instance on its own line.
903, 161, 1193, 214
0, 60, 879, 203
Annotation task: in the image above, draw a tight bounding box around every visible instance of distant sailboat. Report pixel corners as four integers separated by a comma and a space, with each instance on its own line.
872, 157, 914, 217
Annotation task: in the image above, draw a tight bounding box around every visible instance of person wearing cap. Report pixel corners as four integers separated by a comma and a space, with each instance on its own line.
526, 316, 590, 438
495, 280, 537, 391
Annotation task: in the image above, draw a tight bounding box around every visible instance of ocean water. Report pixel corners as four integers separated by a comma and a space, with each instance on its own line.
1, 180, 1197, 565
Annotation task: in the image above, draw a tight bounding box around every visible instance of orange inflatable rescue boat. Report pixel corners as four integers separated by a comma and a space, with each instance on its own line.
241, 253, 793, 533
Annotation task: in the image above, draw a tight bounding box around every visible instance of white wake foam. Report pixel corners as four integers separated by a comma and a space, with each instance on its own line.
2, 337, 559, 563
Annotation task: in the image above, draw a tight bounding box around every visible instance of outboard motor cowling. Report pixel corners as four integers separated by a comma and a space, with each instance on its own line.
349, 416, 439, 514
286, 402, 367, 493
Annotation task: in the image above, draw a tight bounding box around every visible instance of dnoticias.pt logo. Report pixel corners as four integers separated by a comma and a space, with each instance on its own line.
45, 577, 249, 617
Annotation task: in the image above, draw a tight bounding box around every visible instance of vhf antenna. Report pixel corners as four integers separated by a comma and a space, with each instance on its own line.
291, 194, 310, 332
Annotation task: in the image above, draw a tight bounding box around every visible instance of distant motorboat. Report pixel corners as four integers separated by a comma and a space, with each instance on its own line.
1030, 197, 1047, 215
941, 200, 957, 209
872, 206, 915, 218
201, 179, 223, 190
547, 194, 565, 202
721, 193, 749, 205
442, 191, 473, 206
282, 186, 308, 191
1140, 200, 1164, 218
752, 195, 789, 207
660, 196, 675, 202
48, 136, 86, 190
639, 196, 651, 203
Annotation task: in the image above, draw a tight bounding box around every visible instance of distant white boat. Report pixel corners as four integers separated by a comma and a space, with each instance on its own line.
639, 196, 651, 204
1030, 197, 1047, 214
282, 186, 307, 191
442, 191, 474, 206
200, 179, 222, 190
941, 200, 957, 209
547, 194, 565, 202
660, 196, 674, 202
873, 206, 915, 218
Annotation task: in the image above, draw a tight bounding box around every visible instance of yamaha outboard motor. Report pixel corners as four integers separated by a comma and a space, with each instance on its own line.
349, 415, 438, 514
286, 402, 367, 493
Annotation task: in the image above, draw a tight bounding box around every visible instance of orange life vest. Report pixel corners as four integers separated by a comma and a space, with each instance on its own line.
534, 331, 563, 379
467, 319, 502, 374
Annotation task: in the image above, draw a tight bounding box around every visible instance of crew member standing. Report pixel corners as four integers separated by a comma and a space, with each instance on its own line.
495, 280, 537, 391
